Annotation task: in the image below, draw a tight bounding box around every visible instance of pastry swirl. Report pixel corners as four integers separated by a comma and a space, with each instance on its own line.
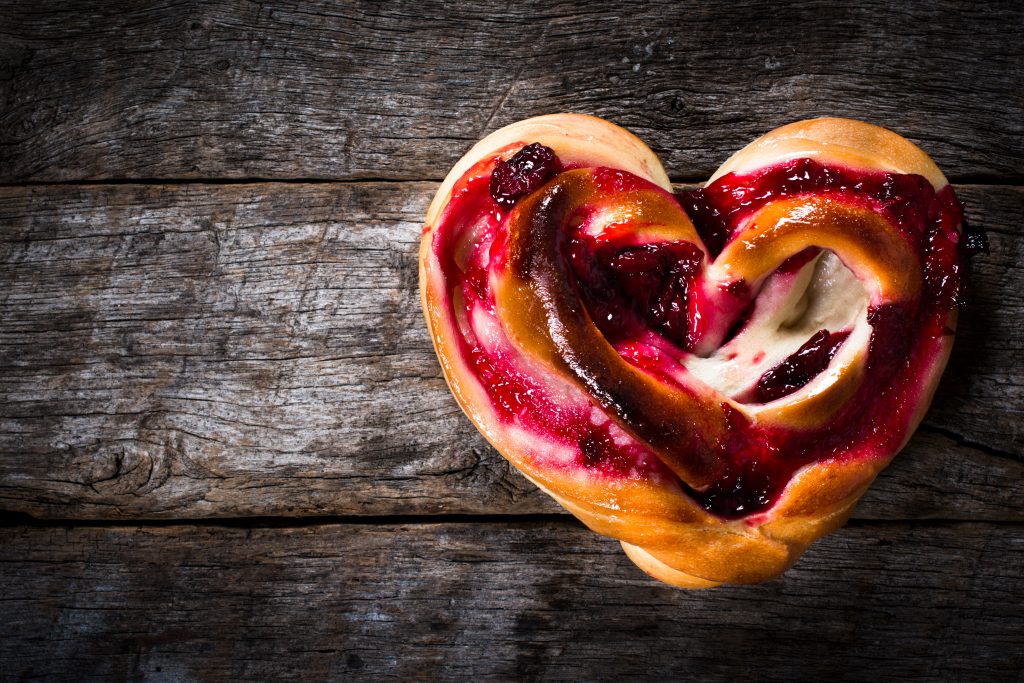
420, 114, 965, 587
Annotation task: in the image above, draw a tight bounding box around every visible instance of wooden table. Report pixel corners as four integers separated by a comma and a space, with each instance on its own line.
2, 2, 1022, 680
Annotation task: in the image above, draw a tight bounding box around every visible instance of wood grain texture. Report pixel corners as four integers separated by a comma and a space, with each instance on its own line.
0, 520, 1020, 681
1, 183, 1020, 520
1, 0, 1022, 182
1, 2, 1021, 677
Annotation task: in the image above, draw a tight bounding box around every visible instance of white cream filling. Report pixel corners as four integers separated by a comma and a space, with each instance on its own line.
685, 251, 869, 401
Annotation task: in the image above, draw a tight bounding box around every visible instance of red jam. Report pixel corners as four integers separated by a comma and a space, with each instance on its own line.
431, 151, 966, 519
754, 329, 852, 403
569, 239, 705, 351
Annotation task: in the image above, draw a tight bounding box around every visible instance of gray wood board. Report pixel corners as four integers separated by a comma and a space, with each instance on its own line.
0, 520, 1020, 681
1, 183, 1020, 520
1, 0, 1022, 182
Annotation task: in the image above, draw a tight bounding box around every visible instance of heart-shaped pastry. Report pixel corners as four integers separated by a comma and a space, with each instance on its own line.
419, 114, 966, 587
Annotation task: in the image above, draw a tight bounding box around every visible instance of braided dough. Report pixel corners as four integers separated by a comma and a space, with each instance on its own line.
420, 114, 964, 587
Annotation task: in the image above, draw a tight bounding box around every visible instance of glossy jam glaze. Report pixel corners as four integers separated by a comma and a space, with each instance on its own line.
569, 239, 706, 351
754, 329, 852, 403
430, 152, 965, 518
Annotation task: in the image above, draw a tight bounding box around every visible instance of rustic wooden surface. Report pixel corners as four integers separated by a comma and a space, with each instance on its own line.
2, 0, 1021, 183
1, 0, 1022, 680
1, 521, 1021, 681
1, 183, 1022, 522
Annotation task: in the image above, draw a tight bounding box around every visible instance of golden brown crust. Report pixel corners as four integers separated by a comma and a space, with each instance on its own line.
420, 115, 959, 587
620, 542, 724, 588
710, 117, 948, 189
424, 113, 671, 230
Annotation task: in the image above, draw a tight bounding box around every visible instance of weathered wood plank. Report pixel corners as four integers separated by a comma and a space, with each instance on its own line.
0, 520, 1020, 681
1, 184, 1020, 519
1, 0, 1021, 182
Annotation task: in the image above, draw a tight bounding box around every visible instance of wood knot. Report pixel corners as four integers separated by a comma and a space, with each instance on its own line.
86, 446, 157, 496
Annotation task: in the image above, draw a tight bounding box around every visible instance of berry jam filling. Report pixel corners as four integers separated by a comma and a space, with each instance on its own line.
489, 143, 561, 207
675, 162, 964, 518
754, 329, 852, 403
569, 239, 705, 350
696, 461, 774, 516
865, 303, 914, 374
434, 149, 967, 520
682, 158, 944, 257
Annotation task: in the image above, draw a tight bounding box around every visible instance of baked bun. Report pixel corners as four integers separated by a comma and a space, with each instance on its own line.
420, 114, 965, 587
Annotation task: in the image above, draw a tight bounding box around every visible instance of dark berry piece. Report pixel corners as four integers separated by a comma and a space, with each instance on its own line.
677, 187, 733, 257
602, 241, 704, 349
695, 459, 774, 516
755, 329, 851, 403
489, 143, 562, 208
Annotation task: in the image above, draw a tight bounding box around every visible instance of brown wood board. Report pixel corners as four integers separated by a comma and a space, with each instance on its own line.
0, 520, 1021, 681
0, 183, 1020, 520
2, 1, 1023, 678
1, 1, 1022, 182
